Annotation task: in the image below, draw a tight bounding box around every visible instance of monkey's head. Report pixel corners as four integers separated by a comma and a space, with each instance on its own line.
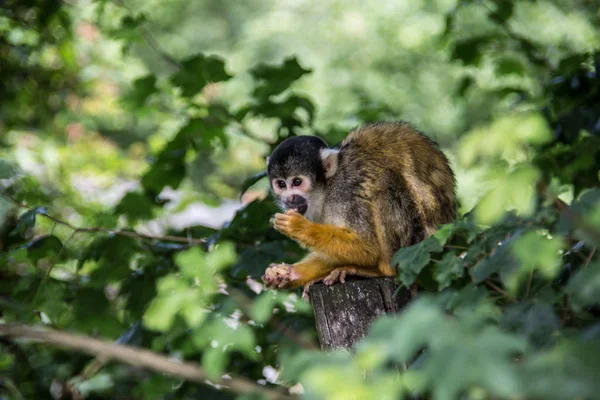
267, 135, 339, 218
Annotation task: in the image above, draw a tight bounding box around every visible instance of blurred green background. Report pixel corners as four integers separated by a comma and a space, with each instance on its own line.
1, 0, 600, 399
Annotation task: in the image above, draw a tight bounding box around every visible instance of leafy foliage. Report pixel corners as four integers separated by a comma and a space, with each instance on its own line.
1, 0, 600, 399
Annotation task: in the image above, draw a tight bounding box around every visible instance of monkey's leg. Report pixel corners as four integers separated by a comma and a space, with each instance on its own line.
273, 211, 379, 267
263, 253, 337, 290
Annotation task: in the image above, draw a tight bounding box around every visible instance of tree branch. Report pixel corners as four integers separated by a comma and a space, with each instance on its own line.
0, 323, 293, 399
10, 199, 207, 247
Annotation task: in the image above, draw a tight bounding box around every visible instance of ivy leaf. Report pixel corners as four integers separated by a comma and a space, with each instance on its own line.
250, 56, 312, 99
393, 236, 443, 286
170, 54, 231, 98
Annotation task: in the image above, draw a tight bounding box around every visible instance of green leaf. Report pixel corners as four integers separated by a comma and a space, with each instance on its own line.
496, 56, 526, 76
250, 56, 312, 98
239, 171, 267, 200
566, 262, 600, 311
14, 207, 46, 237
500, 301, 560, 348
26, 234, 63, 264
366, 296, 527, 400
141, 130, 190, 196
73, 373, 114, 397
451, 36, 493, 65
470, 230, 523, 284
202, 347, 228, 380
170, 54, 231, 98
474, 166, 540, 225
0, 159, 16, 179
433, 252, 465, 290
194, 318, 257, 379
510, 231, 564, 293
520, 340, 600, 400
488, 0, 514, 25
392, 236, 443, 286
121, 74, 157, 108
115, 191, 154, 224
232, 240, 299, 279
250, 292, 277, 323
143, 281, 187, 332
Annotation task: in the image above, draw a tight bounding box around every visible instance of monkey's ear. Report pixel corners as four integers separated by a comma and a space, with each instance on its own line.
320, 148, 339, 178
265, 156, 270, 166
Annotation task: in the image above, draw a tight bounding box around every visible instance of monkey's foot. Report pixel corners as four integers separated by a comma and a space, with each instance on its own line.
262, 263, 299, 289
323, 267, 360, 286
302, 281, 317, 302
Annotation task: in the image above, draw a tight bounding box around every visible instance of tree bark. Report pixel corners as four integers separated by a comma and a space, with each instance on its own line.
309, 277, 412, 351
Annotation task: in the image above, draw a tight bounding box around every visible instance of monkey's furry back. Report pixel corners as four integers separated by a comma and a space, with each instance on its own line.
324, 121, 456, 256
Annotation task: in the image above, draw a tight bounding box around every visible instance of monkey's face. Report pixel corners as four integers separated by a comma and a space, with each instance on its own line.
270, 175, 313, 215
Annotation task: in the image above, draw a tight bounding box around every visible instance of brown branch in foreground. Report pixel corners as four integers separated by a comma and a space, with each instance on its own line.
0, 323, 294, 400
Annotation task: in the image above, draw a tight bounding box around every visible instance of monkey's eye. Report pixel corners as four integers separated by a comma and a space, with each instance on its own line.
277, 180, 286, 189
292, 178, 303, 187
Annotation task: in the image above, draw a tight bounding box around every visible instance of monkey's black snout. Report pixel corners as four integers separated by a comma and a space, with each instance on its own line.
284, 195, 308, 215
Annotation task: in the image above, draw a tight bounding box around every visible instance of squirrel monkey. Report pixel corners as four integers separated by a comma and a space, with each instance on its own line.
262, 121, 456, 296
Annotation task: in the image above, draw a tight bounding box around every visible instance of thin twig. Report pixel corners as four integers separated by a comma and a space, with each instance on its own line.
112, 0, 181, 71
483, 280, 510, 298
445, 245, 468, 250
40, 211, 206, 245
0, 323, 293, 399
583, 247, 596, 268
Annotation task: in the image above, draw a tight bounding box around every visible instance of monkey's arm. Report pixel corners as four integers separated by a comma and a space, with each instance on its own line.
273, 211, 379, 266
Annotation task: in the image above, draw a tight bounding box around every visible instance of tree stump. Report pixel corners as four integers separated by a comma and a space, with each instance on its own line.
309, 277, 412, 351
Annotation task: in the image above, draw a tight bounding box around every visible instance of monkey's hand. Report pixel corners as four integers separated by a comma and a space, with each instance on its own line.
273, 210, 311, 242
262, 263, 299, 289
